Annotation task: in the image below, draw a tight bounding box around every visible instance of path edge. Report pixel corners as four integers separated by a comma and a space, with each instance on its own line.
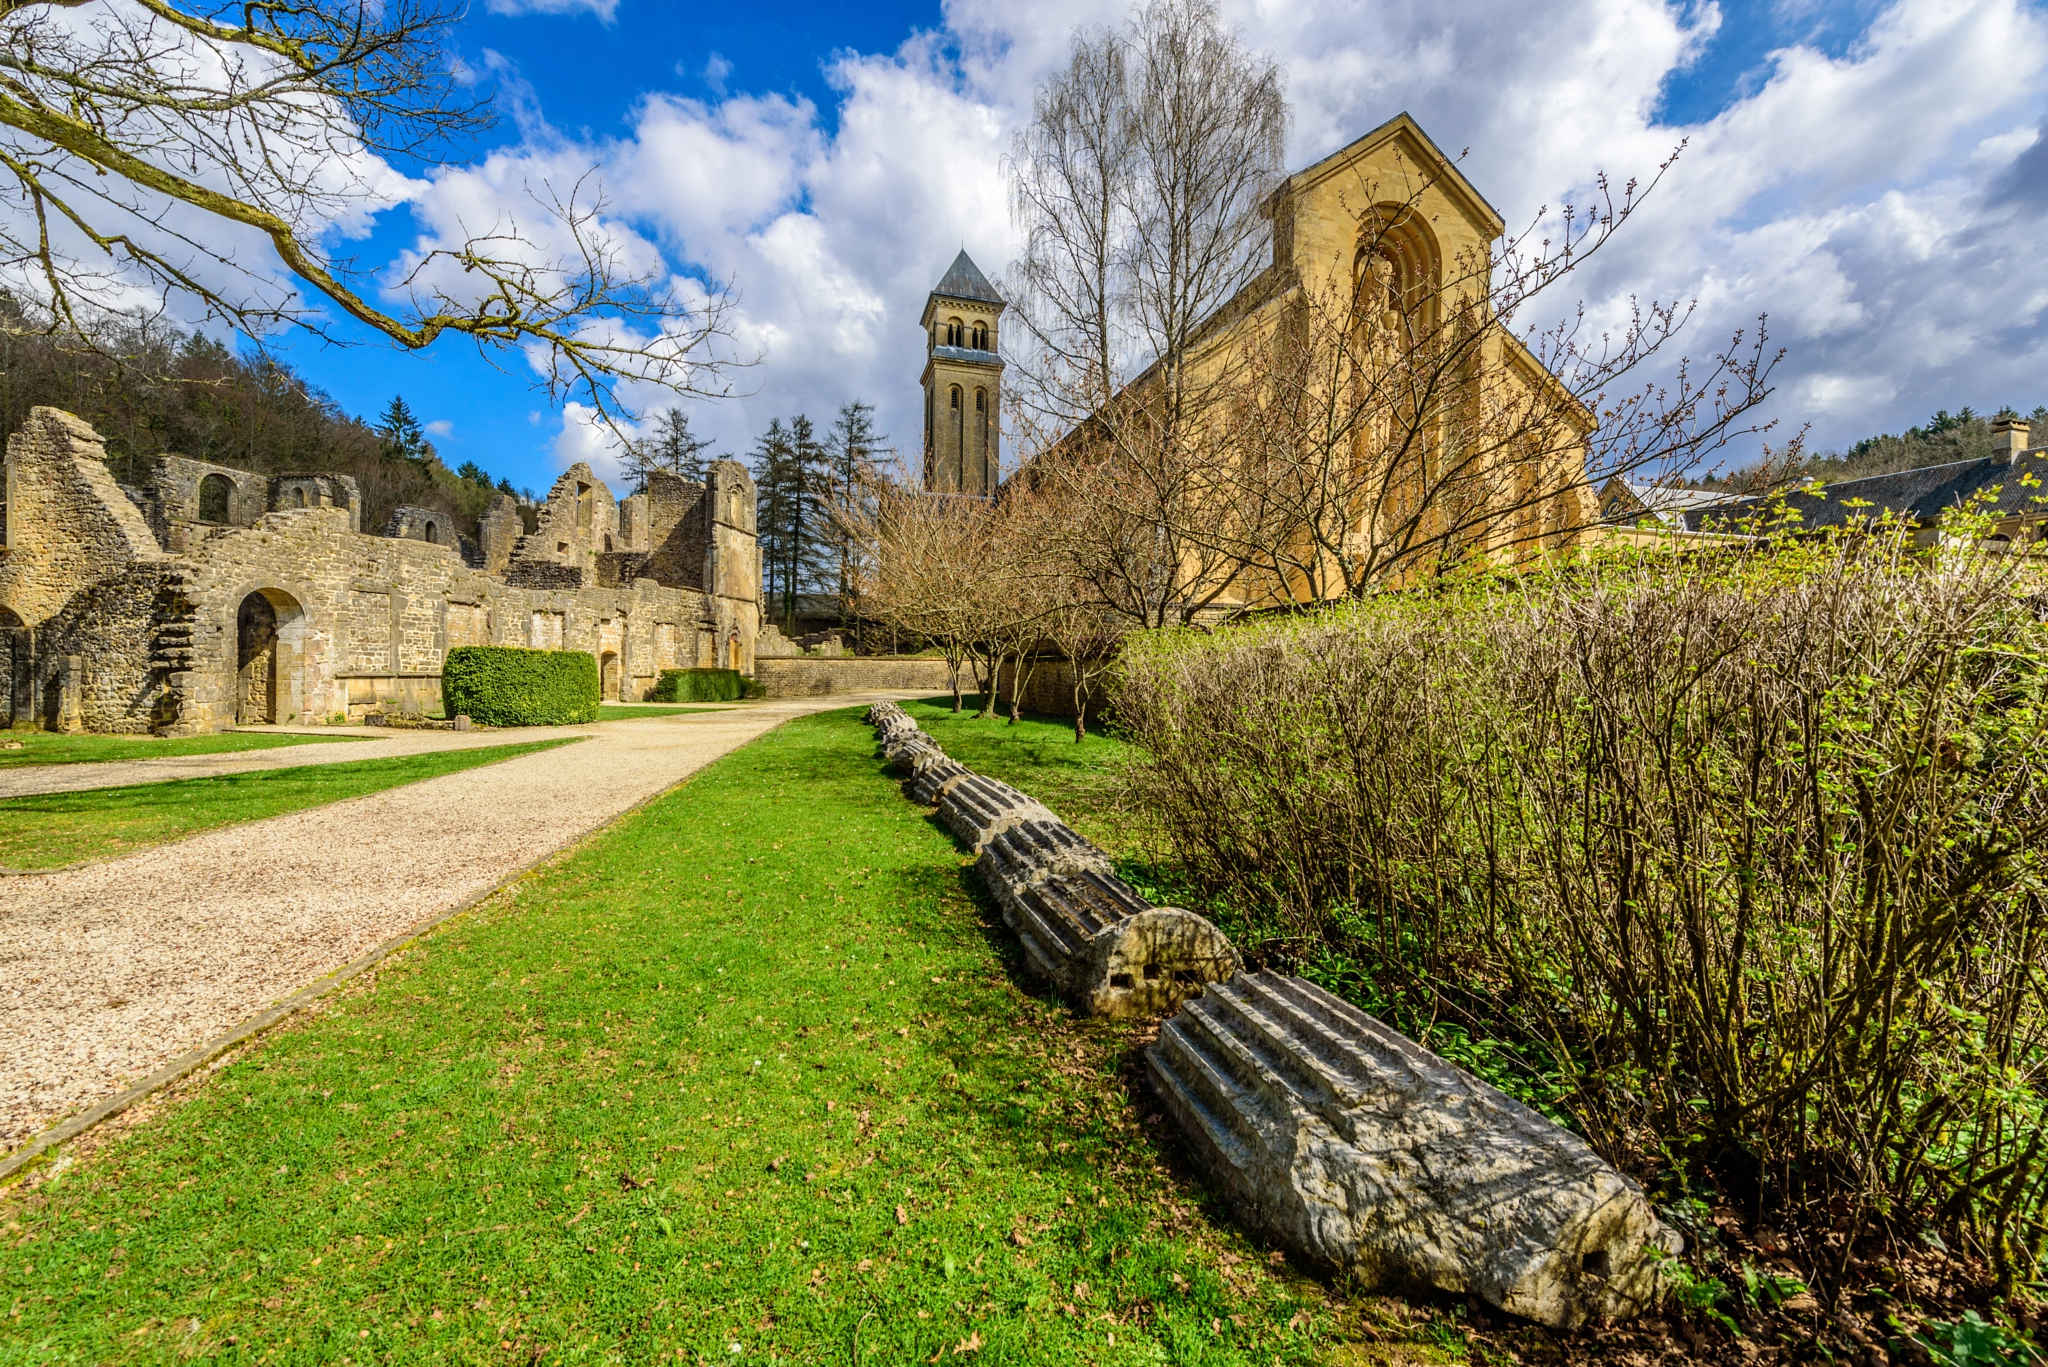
0, 703, 863, 1187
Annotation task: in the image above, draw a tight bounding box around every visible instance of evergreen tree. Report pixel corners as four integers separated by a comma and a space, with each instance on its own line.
751, 415, 836, 630
375, 395, 428, 462
784, 414, 835, 628
827, 399, 886, 603
631, 408, 713, 487
455, 460, 492, 486
752, 418, 797, 623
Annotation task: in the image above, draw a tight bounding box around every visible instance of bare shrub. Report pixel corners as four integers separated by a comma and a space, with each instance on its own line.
1114, 531, 2048, 1284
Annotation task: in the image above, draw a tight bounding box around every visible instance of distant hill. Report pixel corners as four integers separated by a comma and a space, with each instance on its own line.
1695, 405, 2048, 495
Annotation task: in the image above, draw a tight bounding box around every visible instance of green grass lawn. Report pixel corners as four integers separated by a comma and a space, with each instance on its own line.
0, 740, 579, 871
0, 730, 360, 770
598, 704, 733, 721
0, 705, 1401, 1366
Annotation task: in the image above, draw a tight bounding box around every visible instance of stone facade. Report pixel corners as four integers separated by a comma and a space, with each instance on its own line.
920, 250, 1005, 497
0, 407, 763, 734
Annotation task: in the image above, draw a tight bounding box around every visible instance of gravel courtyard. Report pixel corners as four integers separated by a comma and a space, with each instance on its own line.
0, 695, 918, 1148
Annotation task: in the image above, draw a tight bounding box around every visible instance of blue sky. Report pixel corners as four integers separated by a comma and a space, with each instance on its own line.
200, 0, 2048, 489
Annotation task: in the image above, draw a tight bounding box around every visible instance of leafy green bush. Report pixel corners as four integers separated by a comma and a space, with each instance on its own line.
651, 668, 743, 703
441, 646, 599, 726
741, 676, 767, 699
1114, 526, 2048, 1283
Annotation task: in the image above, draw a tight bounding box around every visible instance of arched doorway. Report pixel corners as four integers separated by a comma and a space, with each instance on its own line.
235, 589, 304, 725
600, 651, 621, 702
0, 606, 28, 730
199, 473, 234, 524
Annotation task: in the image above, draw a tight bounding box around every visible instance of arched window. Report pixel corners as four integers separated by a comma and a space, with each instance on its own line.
975, 389, 985, 414
1355, 205, 1442, 347
950, 386, 960, 410
198, 473, 233, 523
970, 321, 988, 350
603, 533, 614, 552
946, 316, 964, 347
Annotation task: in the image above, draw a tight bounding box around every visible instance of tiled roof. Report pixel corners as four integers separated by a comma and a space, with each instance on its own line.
931, 250, 1004, 306
1681, 451, 2048, 532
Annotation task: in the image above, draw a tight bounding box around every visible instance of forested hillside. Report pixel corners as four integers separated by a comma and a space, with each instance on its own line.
1702, 403, 2048, 492
0, 305, 521, 539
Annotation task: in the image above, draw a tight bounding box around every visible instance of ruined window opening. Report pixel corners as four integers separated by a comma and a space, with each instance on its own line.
603, 534, 614, 552
198, 473, 233, 523
576, 482, 593, 532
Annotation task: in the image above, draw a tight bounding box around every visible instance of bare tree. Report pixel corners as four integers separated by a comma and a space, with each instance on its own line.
1212, 163, 1796, 599
1005, 0, 1288, 627
850, 485, 997, 714
0, 0, 744, 423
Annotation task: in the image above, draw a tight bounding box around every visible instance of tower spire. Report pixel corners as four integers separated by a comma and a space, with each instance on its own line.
919, 252, 1006, 496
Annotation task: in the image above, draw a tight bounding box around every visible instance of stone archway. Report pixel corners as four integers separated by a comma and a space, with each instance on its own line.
0, 606, 29, 730
235, 589, 305, 725
600, 650, 622, 702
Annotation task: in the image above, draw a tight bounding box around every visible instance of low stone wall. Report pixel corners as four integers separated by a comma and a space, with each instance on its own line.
994, 657, 1110, 719
754, 656, 953, 698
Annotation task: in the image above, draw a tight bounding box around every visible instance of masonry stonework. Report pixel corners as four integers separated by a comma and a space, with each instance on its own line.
0, 407, 762, 734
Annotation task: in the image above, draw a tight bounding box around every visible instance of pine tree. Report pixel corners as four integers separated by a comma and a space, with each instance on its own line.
827, 400, 885, 603
631, 408, 713, 487
375, 395, 428, 462
751, 415, 837, 630
752, 418, 797, 624
783, 414, 835, 629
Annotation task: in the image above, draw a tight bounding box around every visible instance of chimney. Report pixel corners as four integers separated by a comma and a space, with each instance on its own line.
1992, 415, 2032, 462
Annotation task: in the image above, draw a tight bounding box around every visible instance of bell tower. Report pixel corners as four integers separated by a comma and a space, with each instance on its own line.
920, 250, 1005, 496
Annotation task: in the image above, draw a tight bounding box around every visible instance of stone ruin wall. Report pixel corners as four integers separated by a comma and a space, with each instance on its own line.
1, 407, 763, 735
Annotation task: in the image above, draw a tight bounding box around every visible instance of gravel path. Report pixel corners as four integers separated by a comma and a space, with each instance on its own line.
0, 710, 733, 800
0, 693, 908, 1147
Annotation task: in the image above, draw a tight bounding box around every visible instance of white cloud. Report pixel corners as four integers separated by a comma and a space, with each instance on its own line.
425, 419, 455, 438
483, 0, 618, 21
393, 0, 2048, 477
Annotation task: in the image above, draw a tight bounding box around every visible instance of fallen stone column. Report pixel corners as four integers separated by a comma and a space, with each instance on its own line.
977, 819, 1239, 1017
935, 774, 1057, 853
880, 729, 942, 775
906, 751, 973, 805
1146, 971, 1680, 1329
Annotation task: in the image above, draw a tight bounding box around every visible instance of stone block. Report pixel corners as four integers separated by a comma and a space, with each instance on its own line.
976, 821, 1238, 1016
906, 752, 972, 806
1146, 971, 1680, 1329
453, 714, 472, 732
935, 774, 1057, 854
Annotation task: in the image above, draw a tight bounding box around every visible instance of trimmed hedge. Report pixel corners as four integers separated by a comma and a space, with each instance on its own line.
652, 667, 744, 703
441, 646, 600, 726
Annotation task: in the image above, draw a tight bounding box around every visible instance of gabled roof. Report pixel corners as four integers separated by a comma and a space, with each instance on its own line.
930, 250, 1004, 306
1680, 450, 2048, 532
1279, 112, 1505, 239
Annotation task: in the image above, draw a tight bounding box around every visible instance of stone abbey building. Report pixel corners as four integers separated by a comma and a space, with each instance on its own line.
0, 407, 761, 734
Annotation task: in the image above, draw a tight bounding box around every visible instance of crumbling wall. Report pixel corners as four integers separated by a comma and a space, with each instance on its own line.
478, 494, 522, 577
643, 470, 708, 589
269, 474, 360, 532
0, 407, 163, 628
505, 462, 621, 585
